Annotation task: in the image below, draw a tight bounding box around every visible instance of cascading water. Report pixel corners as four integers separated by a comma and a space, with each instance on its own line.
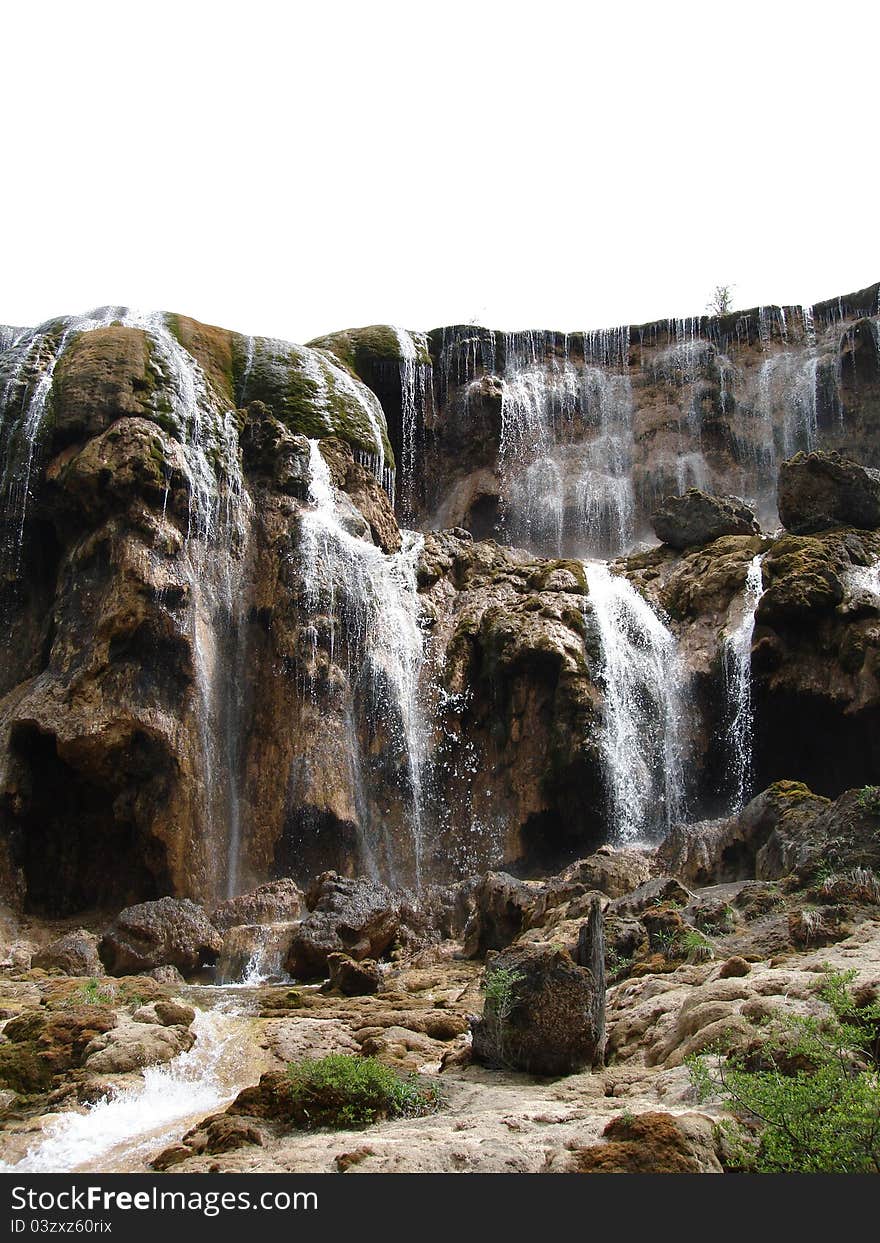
0, 307, 251, 900
299, 440, 427, 885
584, 561, 687, 843
498, 333, 635, 557
723, 554, 766, 810
0, 1006, 256, 1173
392, 326, 432, 526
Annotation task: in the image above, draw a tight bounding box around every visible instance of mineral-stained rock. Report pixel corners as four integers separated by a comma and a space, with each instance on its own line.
471, 943, 604, 1074
0, 1005, 118, 1092
228, 1070, 296, 1121
284, 873, 401, 980
84, 1021, 195, 1074
652, 490, 761, 548
718, 956, 752, 979
608, 877, 693, 917
760, 786, 880, 883
778, 450, 880, 534
461, 872, 545, 957
212, 879, 304, 933
32, 930, 103, 976
183, 1114, 264, 1155
325, 953, 381, 996
131, 999, 196, 1027
565, 1111, 721, 1173
99, 897, 223, 977
656, 782, 830, 885
141, 965, 186, 985
554, 849, 653, 900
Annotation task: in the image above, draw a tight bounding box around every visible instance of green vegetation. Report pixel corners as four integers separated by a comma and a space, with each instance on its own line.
857, 785, 880, 816
480, 965, 526, 1065
282, 1054, 439, 1129
688, 971, 880, 1172
68, 978, 117, 1007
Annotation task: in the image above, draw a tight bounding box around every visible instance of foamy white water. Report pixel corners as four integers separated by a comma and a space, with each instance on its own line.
300, 440, 427, 884
584, 561, 688, 842
723, 554, 766, 810
0, 1006, 253, 1173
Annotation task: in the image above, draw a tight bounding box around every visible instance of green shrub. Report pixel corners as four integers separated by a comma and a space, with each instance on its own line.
283, 1054, 439, 1129
67, 978, 116, 1007
857, 785, 880, 816
479, 965, 526, 1066
688, 972, 880, 1172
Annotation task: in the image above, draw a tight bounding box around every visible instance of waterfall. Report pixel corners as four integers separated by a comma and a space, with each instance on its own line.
0, 1006, 252, 1173
0, 308, 251, 900
723, 554, 765, 811
299, 440, 427, 885
392, 326, 432, 526
584, 561, 687, 843
498, 335, 635, 557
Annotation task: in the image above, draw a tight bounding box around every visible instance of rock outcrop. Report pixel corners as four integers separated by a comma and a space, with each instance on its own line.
284, 874, 401, 980
98, 897, 223, 977
652, 490, 760, 548
778, 450, 880, 534
471, 940, 605, 1074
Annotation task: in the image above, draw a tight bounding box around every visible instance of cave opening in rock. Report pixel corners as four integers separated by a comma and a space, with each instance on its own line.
516, 810, 598, 877
3, 722, 171, 917
753, 691, 880, 800
273, 806, 362, 886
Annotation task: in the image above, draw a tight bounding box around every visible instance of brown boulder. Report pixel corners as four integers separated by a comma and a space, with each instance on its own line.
284, 873, 400, 980
99, 897, 222, 977
326, 953, 381, 996
778, 450, 880, 534
471, 942, 604, 1075
652, 489, 760, 548
32, 930, 103, 976
211, 879, 304, 933
461, 872, 544, 957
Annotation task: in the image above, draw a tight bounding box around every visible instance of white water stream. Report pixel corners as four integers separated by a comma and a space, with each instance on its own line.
723, 554, 766, 810
300, 439, 427, 884
584, 561, 687, 842
0, 1003, 260, 1174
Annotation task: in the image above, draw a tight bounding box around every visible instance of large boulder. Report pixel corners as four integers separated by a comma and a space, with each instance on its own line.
212, 879, 304, 934
325, 952, 381, 996
778, 451, 880, 534
84, 1021, 195, 1074
461, 872, 545, 957
656, 782, 830, 885
284, 873, 401, 980
553, 848, 653, 900
760, 786, 880, 883
471, 940, 605, 1075
99, 898, 223, 977
32, 930, 103, 976
651, 490, 760, 548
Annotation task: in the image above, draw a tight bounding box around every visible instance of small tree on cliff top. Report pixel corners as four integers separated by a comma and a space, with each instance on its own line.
707, 284, 735, 316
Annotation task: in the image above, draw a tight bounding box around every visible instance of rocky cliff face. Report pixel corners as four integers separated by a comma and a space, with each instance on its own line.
1, 285, 879, 918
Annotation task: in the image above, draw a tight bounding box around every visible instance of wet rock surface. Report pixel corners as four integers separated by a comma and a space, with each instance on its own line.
778, 450, 880, 534
652, 490, 761, 548
99, 898, 223, 977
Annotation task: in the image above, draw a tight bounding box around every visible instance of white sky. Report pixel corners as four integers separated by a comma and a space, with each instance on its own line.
2, 0, 878, 342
